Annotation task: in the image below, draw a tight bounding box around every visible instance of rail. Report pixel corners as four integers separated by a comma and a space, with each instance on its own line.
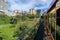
44, 14, 55, 40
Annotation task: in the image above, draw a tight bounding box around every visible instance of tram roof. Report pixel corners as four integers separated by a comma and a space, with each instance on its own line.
47, 0, 58, 13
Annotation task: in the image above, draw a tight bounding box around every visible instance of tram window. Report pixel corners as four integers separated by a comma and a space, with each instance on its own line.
56, 8, 60, 17
56, 8, 60, 26
57, 18, 60, 26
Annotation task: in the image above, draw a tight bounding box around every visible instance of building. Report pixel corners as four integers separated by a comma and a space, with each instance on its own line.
0, 0, 8, 10
0, 0, 7, 14
29, 8, 36, 14
0, 0, 12, 16
13, 10, 23, 16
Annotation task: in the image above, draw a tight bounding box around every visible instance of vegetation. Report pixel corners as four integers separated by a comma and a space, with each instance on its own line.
0, 13, 40, 40
0, 14, 10, 25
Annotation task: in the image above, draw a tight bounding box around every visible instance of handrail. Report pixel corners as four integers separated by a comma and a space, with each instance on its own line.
44, 15, 54, 40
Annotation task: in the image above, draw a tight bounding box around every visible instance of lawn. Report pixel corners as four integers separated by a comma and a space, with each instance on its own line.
0, 24, 16, 40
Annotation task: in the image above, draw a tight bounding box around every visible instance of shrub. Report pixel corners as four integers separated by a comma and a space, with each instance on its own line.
10, 18, 17, 24
19, 24, 28, 31
0, 14, 10, 25
26, 14, 35, 19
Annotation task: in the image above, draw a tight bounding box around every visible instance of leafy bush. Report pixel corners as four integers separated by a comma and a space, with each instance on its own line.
21, 15, 29, 21
14, 15, 29, 21
19, 23, 28, 31
14, 15, 22, 20
0, 14, 10, 25
26, 14, 35, 19
10, 24, 16, 28
14, 23, 28, 37
35, 14, 40, 18
10, 18, 17, 24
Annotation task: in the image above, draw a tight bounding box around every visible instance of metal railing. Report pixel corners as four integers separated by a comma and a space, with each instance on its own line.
44, 13, 56, 40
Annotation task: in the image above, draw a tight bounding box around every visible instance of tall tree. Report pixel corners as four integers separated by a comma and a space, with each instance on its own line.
36, 9, 41, 14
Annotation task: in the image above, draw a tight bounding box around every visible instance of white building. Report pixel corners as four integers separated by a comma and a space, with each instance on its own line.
0, 0, 8, 10
0, 0, 13, 16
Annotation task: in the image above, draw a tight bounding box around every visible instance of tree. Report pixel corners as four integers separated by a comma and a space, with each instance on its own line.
0, 14, 10, 25
10, 18, 17, 24
26, 14, 35, 19
36, 9, 41, 14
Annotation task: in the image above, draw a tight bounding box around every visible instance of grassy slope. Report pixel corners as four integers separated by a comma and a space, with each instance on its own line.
0, 18, 39, 40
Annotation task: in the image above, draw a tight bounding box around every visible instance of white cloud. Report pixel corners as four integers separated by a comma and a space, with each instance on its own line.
8, 0, 36, 11
6, 0, 53, 11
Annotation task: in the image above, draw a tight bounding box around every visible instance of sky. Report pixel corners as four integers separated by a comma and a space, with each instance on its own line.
6, 0, 53, 11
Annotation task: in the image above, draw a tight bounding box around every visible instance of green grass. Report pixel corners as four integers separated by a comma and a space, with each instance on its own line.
0, 18, 40, 40
0, 14, 40, 40
0, 24, 16, 40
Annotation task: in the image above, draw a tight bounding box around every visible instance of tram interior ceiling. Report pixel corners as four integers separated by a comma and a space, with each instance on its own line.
56, 8, 60, 26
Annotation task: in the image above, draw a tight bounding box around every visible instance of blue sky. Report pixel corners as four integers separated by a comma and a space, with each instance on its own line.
6, 0, 54, 11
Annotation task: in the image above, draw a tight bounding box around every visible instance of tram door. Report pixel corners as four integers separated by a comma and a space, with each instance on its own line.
56, 8, 60, 26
